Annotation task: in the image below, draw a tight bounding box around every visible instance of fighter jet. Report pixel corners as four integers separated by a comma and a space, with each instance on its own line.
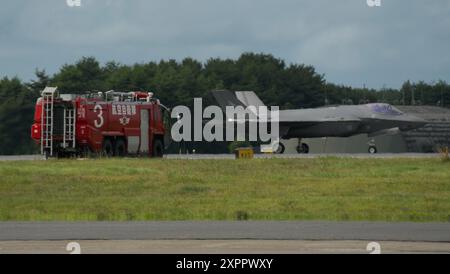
211, 90, 428, 154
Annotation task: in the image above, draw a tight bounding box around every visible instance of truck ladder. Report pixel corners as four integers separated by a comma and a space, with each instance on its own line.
41, 88, 56, 156
63, 108, 76, 149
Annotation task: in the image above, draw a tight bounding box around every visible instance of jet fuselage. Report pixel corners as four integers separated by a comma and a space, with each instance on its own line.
281, 103, 427, 139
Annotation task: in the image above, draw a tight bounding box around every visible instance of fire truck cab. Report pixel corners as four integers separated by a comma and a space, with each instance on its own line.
31, 87, 170, 158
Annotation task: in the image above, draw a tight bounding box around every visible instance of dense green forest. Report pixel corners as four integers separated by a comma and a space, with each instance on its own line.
1, 53, 449, 155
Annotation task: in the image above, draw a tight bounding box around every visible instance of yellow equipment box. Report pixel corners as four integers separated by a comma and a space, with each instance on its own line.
235, 148, 254, 159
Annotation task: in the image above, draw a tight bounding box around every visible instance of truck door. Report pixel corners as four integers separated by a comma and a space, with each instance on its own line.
140, 109, 149, 154
88, 103, 108, 152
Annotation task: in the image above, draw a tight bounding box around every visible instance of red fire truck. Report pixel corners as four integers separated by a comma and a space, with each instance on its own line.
31, 87, 170, 158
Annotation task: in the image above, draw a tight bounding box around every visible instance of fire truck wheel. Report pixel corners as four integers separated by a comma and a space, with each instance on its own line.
153, 139, 164, 158
115, 139, 127, 157
102, 139, 114, 157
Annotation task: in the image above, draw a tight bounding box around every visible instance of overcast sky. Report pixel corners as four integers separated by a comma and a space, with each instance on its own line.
1, 0, 449, 89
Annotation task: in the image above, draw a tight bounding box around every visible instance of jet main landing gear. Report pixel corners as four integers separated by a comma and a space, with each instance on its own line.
275, 142, 285, 154
271, 139, 310, 154
296, 139, 310, 154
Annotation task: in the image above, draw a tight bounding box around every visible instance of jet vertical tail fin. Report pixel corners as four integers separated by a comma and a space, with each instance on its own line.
211, 90, 266, 111
210, 90, 247, 113
235, 91, 266, 108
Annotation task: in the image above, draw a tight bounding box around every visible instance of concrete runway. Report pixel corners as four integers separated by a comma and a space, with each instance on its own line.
0, 155, 44, 161
0, 153, 442, 161
1, 222, 449, 254
1, 221, 449, 242
2, 240, 449, 254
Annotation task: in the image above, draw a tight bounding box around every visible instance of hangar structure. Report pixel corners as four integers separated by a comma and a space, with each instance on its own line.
281, 106, 450, 154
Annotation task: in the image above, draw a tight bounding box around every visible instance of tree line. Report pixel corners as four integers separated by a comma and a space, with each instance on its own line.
1, 53, 449, 154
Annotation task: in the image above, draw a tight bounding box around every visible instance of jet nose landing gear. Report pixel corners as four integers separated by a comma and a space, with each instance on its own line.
368, 146, 378, 154
368, 139, 378, 154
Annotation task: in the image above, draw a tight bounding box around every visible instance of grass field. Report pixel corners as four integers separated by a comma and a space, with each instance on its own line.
0, 157, 449, 222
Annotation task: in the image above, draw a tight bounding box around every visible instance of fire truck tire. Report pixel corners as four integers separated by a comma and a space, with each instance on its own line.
153, 139, 164, 158
114, 139, 127, 157
102, 139, 114, 157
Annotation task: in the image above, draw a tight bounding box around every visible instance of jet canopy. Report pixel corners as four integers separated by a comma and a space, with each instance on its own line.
367, 103, 404, 116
